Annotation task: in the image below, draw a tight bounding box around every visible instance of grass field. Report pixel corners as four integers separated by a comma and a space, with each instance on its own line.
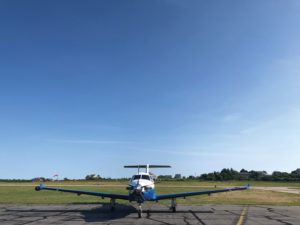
0, 181, 299, 206
1, 180, 300, 187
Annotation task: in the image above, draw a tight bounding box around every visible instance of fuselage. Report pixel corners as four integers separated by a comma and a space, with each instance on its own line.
128, 172, 156, 202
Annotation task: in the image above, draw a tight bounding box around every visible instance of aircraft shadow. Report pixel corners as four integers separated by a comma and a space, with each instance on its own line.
5, 204, 214, 223
4, 204, 135, 223
81, 203, 137, 222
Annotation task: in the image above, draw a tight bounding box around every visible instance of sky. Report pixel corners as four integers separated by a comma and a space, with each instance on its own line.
0, 1, 300, 179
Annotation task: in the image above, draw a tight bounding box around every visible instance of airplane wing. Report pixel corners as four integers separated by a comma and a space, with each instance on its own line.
155, 184, 250, 200
35, 184, 129, 200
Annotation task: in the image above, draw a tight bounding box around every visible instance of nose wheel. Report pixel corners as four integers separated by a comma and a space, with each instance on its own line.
138, 203, 142, 218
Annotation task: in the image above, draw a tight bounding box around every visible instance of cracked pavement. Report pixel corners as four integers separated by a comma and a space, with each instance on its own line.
0, 204, 299, 224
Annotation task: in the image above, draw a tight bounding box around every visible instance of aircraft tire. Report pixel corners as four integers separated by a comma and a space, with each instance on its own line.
172, 206, 176, 213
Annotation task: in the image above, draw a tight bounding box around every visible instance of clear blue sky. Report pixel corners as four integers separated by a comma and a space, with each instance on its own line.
1, 1, 300, 179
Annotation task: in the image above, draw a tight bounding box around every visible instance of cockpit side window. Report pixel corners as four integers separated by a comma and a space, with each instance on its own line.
149, 176, 154, 182
141, 175, 150, 180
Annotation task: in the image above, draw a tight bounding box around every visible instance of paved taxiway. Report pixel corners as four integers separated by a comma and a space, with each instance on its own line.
0, 204, 299, 224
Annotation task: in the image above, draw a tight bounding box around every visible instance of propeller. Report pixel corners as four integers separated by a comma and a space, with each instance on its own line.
133, 165, 145, 201
132, 185, 145, 201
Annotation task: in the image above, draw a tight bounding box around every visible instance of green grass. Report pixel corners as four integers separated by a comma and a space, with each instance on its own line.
0, 184, 299, 206
155, 180, 300, 187
1, 180, 300, 187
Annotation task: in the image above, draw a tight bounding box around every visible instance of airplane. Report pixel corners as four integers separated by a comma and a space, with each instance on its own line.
35, 165, 250, 218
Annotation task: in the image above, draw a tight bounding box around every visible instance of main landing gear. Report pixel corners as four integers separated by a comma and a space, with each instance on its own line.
109, 198, 177, 218
171, 198, 177, 212
110, 198, 116, 212
136, 198, 176, 218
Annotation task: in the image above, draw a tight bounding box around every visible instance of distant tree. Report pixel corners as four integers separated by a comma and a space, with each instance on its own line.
214, 171, 222, 181
220, 169, 230, 180
249, 170, 260, 180
207, 173, 216, 181
199, 173, 208, 180
261, 175, 273, 181
291, 170, 298, 175
240, 168, 248, 173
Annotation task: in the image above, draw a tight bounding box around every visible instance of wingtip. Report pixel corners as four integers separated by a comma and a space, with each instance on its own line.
246, 184, 250, 189
35, 184, 44, 191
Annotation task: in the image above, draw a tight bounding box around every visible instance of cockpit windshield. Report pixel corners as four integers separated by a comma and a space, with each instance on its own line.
141, 175, 150, 180
132, 175, 141, 180
132, 175, 152, 181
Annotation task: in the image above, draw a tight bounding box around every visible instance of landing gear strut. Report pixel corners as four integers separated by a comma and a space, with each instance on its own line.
171, 198, 176, 212
110, 198, 116, 212
138, 203, 142, 218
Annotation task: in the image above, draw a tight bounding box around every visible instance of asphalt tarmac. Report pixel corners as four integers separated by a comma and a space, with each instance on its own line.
0, 204, 299, 225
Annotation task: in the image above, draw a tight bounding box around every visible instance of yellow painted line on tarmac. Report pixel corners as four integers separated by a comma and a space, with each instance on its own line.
236, 206, 248, 225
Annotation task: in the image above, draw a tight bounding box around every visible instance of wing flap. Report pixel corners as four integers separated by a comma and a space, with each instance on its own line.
155, 184, 250, 200
35, 184, 129, 200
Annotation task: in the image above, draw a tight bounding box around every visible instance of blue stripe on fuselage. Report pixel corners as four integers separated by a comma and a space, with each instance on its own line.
143, 188, 156, 201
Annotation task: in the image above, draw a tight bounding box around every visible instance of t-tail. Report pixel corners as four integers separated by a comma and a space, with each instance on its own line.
124, 164, 171, 173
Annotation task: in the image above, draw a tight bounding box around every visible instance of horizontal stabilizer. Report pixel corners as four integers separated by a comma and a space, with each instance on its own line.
124, 165, 171, 168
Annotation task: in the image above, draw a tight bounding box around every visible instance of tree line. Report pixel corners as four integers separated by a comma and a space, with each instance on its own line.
158, 168, 300, 181
1, 168, 299, 182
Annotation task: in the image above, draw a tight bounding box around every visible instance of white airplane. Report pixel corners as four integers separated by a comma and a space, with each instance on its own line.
35, 165, 250, 218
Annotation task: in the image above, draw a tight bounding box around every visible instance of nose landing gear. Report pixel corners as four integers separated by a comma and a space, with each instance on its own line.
138, 203, 142, 218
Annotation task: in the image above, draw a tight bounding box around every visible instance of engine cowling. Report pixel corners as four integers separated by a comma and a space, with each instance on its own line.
126, 186, 134, 190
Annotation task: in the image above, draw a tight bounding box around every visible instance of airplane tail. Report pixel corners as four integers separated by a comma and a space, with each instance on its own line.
124, 164, 171, 173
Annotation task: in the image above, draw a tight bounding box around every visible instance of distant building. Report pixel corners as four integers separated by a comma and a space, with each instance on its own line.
31, 177, 53, 182
91, 174, 100, 179
85, 174, 101, 180
239, 172, 250, 178
32, 177, 44, 182
174, 174, 182, 179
